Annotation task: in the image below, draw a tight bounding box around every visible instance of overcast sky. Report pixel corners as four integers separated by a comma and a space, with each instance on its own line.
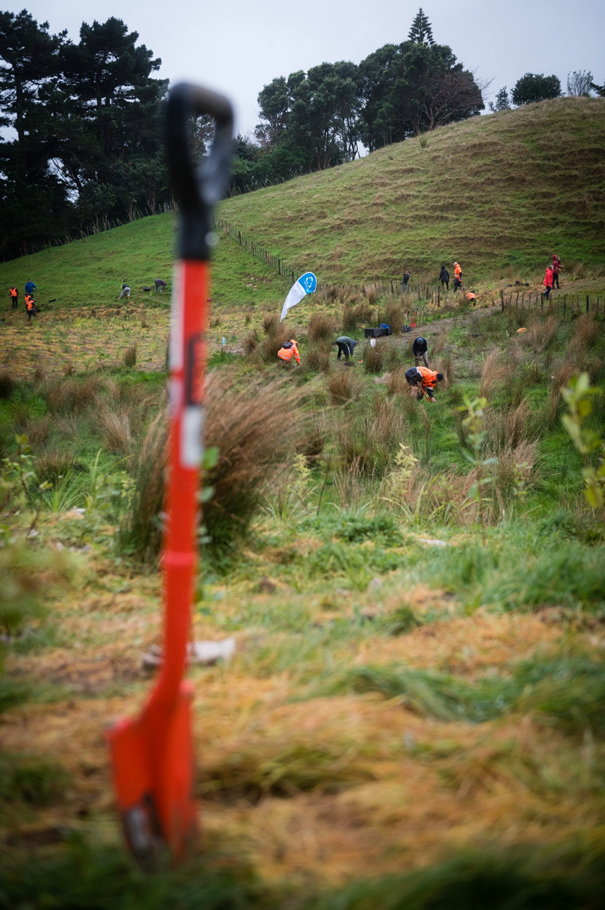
4, 0, 604, 136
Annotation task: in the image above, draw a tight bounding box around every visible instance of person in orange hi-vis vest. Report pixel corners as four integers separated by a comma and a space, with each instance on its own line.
277, 339, 301, 366
9, 286, 18, 308
453, 261, 463, 292
404, 365, 443, 402
25, 294, 38, 321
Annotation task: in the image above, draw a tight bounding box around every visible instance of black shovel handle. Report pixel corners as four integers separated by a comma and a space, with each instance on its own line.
166, 83, 234, 261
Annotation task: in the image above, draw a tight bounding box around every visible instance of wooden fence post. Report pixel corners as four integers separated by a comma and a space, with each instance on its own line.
586, 295, 590, 313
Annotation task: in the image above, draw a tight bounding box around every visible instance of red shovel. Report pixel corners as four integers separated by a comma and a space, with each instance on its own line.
107, 83, 233, 867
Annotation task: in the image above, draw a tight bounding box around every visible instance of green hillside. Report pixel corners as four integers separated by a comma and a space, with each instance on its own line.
219, 96, 605, 282
2, 96, 603, 310
0, 213, 287, 312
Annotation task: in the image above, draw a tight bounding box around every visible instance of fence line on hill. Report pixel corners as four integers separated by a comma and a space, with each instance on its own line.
5, 206, 601, 320
499, 288, 602, 318
213, 216, 450, 300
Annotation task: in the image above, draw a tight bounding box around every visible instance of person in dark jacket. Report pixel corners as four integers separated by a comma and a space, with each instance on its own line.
412, 336, 429, 368
24, 279, 37, 296
439, 265, 449, 289
552, 254, 562, 289
333, 336, 358, 361
401, 269, 411, 292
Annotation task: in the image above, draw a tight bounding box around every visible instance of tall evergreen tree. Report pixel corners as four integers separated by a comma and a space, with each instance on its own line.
408, 8, 435, 46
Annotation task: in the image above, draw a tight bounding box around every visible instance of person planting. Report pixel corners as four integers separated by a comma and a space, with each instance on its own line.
333, 336, 357, 361
412, 335, 430, 367
405, 365, 443, 402
277, 339, 301, 366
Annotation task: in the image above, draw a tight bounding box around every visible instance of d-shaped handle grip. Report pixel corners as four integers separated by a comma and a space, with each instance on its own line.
166, 82, 234, 261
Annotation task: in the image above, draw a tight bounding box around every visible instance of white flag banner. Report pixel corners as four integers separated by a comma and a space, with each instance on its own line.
280, 272, 317, 322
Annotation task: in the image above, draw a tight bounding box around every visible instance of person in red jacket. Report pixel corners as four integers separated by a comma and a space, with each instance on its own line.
277, 339, 301, 366
544, 265, 554, 300
405, 365, 443, 402
552, 254, 562, 289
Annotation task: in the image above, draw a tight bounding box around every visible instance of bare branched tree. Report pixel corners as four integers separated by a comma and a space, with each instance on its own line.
567, 70, 593, 97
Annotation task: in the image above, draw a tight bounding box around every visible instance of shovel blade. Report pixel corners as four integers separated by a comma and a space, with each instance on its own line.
107, 681, 198, 867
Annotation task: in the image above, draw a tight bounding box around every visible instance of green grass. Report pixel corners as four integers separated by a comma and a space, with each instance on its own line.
218, 97, 605, 282
0, 212, 288, 313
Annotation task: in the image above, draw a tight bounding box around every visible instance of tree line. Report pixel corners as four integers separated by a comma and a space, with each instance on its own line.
1, 7, 602, 257
231, 9, 485, 193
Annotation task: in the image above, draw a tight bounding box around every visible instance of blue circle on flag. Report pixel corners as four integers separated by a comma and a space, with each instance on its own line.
299, 272, 317, 295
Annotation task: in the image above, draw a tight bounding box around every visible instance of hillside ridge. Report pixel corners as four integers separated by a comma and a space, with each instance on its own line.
219, 96, 605, 282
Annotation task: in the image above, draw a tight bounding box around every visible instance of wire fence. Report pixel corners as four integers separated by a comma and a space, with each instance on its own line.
499, 288, 603, 318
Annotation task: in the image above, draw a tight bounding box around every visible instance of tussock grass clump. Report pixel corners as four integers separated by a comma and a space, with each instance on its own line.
385, 367, 409, 396
382, 448, 477, 526
342, 302, 373, 332
337, 395, 406, 476
258, 323, 291, 363
308, 314, 335, 343
432, 327, 447, 356
479, 352, 512, 400
43, 376, 100, 414
11, 412, 51, 448
123, 344, 137, 368
262, 312, 279, 335
306, 345, 331, 373
123, 374, 308, 559
98, 404, 133, 454
440, 354, 454, 387
492, 439, 538, 515
484, 400, 532, 452
363, 340, 384, 374
381, 301, 404, 330
544, 360, 576, 426
243, 330, 259, 355
569, 311, 600, 354
121, 412, 167, 562
0, 372, 15, 400
328, 369, 363, 405
526, 314, 559, 353
35, 447, 77, 483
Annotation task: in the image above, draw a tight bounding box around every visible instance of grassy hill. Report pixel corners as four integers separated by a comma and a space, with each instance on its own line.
219, 96, 605, 282
0, 212, 288, 311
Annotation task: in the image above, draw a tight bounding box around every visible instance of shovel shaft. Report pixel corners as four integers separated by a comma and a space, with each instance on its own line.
151, 259, 209, 713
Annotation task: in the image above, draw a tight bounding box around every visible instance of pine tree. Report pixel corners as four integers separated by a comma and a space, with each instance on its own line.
408, 8, 435, 46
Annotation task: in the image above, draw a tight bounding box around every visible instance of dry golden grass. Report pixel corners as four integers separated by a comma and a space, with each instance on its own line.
479, 351, 512, 400
484, 399, 532, 452
385, 367, 409, 396
328, 369, 363, 405
526, 314, 559, 353
98, 404, 133, 454
308, 313, 336, 343
307, 345, 331, 373
42, 375, 101, 414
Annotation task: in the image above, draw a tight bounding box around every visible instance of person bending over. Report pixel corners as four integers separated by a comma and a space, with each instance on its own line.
277, 339, 301, 366
333, 336, 357, 361
405, 365, 443, 402
412, 336, 429, 368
